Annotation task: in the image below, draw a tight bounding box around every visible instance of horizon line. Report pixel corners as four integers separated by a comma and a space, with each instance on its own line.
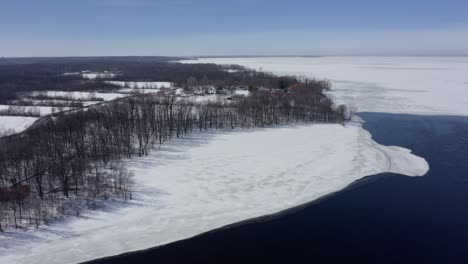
2, 54, 468, 60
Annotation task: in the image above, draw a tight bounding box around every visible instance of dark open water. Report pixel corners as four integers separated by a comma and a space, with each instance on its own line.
87, 113, 468, 264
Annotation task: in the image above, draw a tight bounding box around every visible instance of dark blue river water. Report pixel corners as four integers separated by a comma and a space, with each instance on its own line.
87, 113, 468, 264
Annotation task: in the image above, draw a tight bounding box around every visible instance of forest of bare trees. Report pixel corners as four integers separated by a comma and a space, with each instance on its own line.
0, 57, 347, 231
0, 58, 345, 231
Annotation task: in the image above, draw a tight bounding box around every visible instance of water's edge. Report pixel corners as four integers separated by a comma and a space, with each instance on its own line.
86, 113, 468, 264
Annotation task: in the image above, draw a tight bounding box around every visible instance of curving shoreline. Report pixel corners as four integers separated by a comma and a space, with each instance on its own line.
0, 119, 427, 264
84, 113, 468, 264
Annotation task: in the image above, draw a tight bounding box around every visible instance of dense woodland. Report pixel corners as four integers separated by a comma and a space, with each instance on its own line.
0, 58, 346, 231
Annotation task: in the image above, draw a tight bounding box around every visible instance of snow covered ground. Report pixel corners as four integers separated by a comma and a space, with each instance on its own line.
176, 90, 249, 104
0, 105, 71, 116
184, 94, 228, 104
82, 72, 117, 79
234, 89, 250, 96
115, 87, 178, 95
32, 91, 125, 101
107, 81, 172, 89
0, 122, 428, 264
115, 88, 162, 94
0, 92, 126, 136
182, 57, 468, 116
64, 71, 117, 79
0, 116, 38, 136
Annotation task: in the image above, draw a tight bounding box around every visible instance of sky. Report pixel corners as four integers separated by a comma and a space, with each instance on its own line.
1, 0, 468, 57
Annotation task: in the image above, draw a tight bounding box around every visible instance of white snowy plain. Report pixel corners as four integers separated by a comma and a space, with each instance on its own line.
0, 122, 428, 264
182, 56, 468, 116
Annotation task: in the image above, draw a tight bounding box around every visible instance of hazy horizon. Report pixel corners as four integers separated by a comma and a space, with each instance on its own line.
2, 0, 468, 57
0, 53, 468, 59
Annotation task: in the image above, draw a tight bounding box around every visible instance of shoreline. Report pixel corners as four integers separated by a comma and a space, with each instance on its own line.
0, 114, 426, 264
85, 113, 468, 264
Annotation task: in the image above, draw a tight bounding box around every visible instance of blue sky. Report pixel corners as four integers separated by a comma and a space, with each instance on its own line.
2, 0, 468, 56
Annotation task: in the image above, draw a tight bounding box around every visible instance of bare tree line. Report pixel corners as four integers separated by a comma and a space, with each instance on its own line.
5, 99, 85, 108
0, 106, 41, 117
0, 78, 345, 232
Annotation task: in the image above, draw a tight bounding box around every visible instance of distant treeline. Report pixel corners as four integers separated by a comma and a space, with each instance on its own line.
109, 62, 300, 90
1, 58, 304, 102
0, 56, 181, 65
0, 63, 117, 102
0, 76, 344, 231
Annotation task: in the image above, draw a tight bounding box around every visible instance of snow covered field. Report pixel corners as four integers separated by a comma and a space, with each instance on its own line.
115, 87, 181, 95
184, 94, 228, 103
107, 81, 172, 89
108, 81, 175, 95
0, 122, 428, 264
83, 73, 116, 79
182, 57, 468, 116
234, 89, 250, 96
0, 92, 126, 136
0, 116, 38, 136
0, 90, 131, 136
32, 91, 125, 101
0, 105, 71, 116
64, 71, 117, 79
